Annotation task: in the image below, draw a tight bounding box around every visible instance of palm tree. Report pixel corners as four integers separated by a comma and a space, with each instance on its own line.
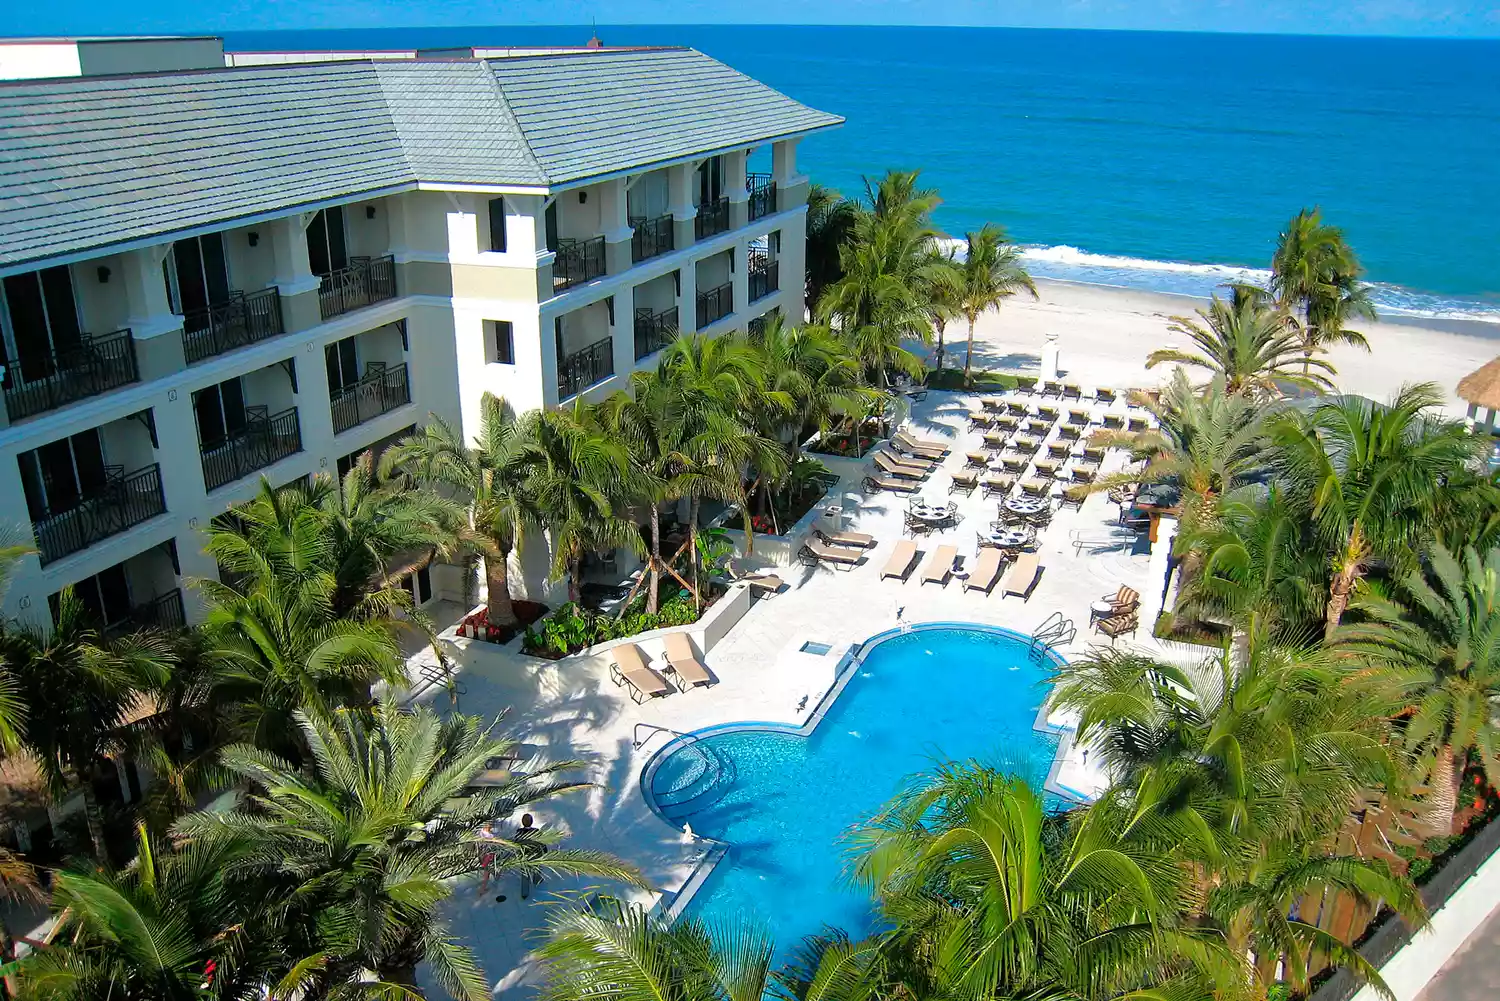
957, 223, 1036, 387
1148, 285, 1334, 396
538, 902, 880, 1001
1269, 208, 1377, 367
603, 372, 686, 615
384, 393, 537, 627
805, 183, 860, 312
2, 589, 174, 860
749, 316, 872, 462
174, 701, 640, 1001
1268, 382, 1486, 637
1335, 543, 1500, 832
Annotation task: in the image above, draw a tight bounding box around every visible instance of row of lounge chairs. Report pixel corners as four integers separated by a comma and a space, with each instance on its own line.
610, 634, 715, 703
877, 539, 1042, 598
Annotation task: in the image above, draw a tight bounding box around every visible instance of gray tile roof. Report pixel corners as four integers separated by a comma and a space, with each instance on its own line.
0, 49, 841, 270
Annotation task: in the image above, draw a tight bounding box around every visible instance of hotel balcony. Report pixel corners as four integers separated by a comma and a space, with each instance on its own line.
630, 214, 674, 264
3, 328, 139, 421
748, 249, 780, 303
634, 306, 679, 362
695, 197, 730, 241
200, 405, 302, 491
747, 173, 777, 222
553, 236, 606, 292
317, 255, 397, 320
32, 464, 165, 567
696, 282, 733, 328
558, 337, 613, 400
331, 362, 411, 435
56, 540, 185, 635
182, 287, 285, 364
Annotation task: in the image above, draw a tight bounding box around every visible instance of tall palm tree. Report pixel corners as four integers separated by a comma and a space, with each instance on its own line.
174, 701, 640, 1001
805, 183, 860, 312
1148, 285, 1334, 397
384, 393, 537, 627
1269, 208, 1377, 367
749, 316, 872, 461
1335, 543, 1500, 832
957, 223, 1036, 387
603, 372, 685, 615
2, 589, 174, 860
1268, 382, 1486, 637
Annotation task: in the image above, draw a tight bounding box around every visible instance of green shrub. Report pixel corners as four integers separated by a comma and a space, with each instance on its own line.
521, 595, 708, 658
925, 367, 1019, 392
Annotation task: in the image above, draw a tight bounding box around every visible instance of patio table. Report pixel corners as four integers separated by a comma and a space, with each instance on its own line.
1005, 496, 1049, 516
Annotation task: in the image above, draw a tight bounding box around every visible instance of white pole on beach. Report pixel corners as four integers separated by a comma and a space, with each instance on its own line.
1041, 332, 1060, 382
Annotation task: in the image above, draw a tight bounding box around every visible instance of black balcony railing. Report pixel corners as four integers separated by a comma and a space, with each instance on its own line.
318, 255, 397, 320
749, 255, 780, 303
696, 282, 734, 328
747, 173, 777, 221
32, 464, 166, 566
558, 336, 615, 399
331, 362, 411, 434
634, 306, 679, 361
183, 288, 285, 364
694, 197, 730, 240
553, 236, 607, 292
3, 329, 139, 421
107, 588, 186, 636
200, 405, 303, 491
630, 214, 674, 263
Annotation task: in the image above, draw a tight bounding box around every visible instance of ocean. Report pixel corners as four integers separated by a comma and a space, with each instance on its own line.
225, 25, 1500, 323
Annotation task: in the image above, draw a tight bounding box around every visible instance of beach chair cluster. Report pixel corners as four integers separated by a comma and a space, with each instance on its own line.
1092, 585, 1141, 642
798, 528, 876, 571
879, 539, 1043, 600
863, 427, 951, 494
609, 634, 716, 703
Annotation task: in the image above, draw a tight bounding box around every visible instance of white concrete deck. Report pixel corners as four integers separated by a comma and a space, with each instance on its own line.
414, 386, 1199, 997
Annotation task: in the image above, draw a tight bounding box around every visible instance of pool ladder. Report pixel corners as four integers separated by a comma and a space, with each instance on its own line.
1031, 612, 1075, 658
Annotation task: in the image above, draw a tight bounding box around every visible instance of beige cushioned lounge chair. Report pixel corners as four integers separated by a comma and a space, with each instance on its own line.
964, 547, 1005, 593
921, 545, 958, 586
611, 644, 671, 703
1001, 553, 1041, 600
881, 539, 919, 581
663, 633, 714, 689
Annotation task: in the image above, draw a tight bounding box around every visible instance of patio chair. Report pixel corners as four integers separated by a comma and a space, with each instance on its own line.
1070, 464, 1099, 484
1001, 455, 1028, 474
727, 562, 785, 597
1096, 612, 1140, 643
662, 633, 715, 690
981, 472, 1016, 497
1059, 484, 1090, 509
1100, 585, 1141, 617
1025, 419, 1051, 436
1015, 375, 1039, 394
1034, 459, 1061, 479
610, 644, 672, 704
920, 545, 959, 586
1001, 552, 1042, 600
1020, 479, 1050, 498
1015, 435, 1042, 454
881, 539, 920, 581
995, 415, 1021, 431
1062, 383, 1083, 401
1036, 405, 1060, 421
1006, 401, 1029, 416
969, 410, 994, 429
981, 396, 1003, 411
904, 511, 934, 535
965, 547, 1006, 594
1067, 408, 1090, 425
1058, 425, 1082, 441
894, 429, 949, 459
863, 474, 917, 495
983, 431, 1008, 451
1102, 414, 1125, 430
950, 469, 979, 495
874, 451, 928, 481
1048, 442, 1072, 459
815, 526, 875, 548
1041, 380, 1064, 398
798, 539, 865, 571
965, 450, 989, 468
1096, 387, 1117, 404
1081, 445, 1106, 463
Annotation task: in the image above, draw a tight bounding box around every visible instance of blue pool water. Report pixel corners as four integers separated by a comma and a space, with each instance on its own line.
643, 625, 1062, 948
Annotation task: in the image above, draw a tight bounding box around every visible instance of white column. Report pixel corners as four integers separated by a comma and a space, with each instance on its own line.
120, 246, 180, 339
772, 138, 804, 186
269, 215, 318, 294
669, 163, 698, 249
609, 293, 633, 379
445, 197, 480, 258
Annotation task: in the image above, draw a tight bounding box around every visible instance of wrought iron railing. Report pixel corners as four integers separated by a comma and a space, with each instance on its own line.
557, 336, 614, 399
634, 306, 679, 361
746, 173, 777, 221
694, 197, 730, 240
107, 588, 186, 636
182, 287, 285, 363
696, 282, 734, 328
749, 253, 780, 302
553, 236, 606, 292
330, 362, 411, 434
200, 405, 303, 491
317, 255, 397, 320
32, 463, 166, 566
630, 214, 674, 263
3, 329, 139, 421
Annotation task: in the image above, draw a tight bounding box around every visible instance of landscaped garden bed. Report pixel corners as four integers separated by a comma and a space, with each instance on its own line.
455, 600, 549, 645
924, 366, 1020, 392
806, 418, 887, 459
521, 585, 719, 659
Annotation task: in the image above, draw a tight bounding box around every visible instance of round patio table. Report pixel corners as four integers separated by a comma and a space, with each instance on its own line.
1005, 496, 1049, 516
985, 527, 1033, 548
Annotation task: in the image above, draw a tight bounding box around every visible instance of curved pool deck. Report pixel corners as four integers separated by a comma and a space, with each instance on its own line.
638, 622, 1078, 945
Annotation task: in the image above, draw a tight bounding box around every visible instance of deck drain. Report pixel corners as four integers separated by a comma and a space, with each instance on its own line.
800, 640, 834, 656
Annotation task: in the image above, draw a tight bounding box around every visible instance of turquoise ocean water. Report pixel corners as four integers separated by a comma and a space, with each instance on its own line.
227, 25, 1500, 322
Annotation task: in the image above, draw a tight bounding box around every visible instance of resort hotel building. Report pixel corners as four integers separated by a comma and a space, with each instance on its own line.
0, 36, 842, 634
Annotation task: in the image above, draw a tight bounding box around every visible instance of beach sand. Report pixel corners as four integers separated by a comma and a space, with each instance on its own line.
946, 279, 1500, 416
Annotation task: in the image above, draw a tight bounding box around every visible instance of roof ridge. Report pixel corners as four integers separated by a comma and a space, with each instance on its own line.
474, 59, 549, 184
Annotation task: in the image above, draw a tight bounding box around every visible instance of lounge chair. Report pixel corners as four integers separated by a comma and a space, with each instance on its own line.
1096, 388, 1117, 404
1042, 380, 1065, 398
815, 526, 875, 548
873, 451, 928, 481
1048, 442, 1071, 459
980, 396, 1003, 411
1024, 419, 1051, 436
1128, 417, 1149, 433
610, 644, 672, 704
964, 547, 1005, 594
995, 415, 1020, 431
981, 472, 1016, 497
799, 539, 864, 570
920, 544, 959, 586
863, 474, 917, 494
894, 429, 949, 460
965, 450, 989, 468
1059, 484, 1090, 509
1062, 383, 1083, 400
1071, 464, 1099, 484
1036, 405, 1060, 421
1097, 612, 1139, 643
881, 445, 936, 470
1000, 455, 1028, 474
1102, 414, 1124, 430
1001, 552, 1041, 600
1034, 459, 1060, 479
1020, 479, 1050, 498
728, 562, 785, 597
969, 410, 993, 428
950, 469, 978, 494
1015, 376, 1038, 394
881, 539, 920, 581
1015, 435, 1042, 453
1067, 409, 1090, 425
663, 633, 714, 690
1081, 446, 1106, 463
1005, 401, 1028, 416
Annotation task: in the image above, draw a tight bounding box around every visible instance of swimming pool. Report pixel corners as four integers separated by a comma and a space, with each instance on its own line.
642, 624, 1064, 948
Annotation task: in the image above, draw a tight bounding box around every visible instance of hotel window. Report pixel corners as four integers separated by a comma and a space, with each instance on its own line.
305, 206, 348, 278
486, 320, 515, 365
325, 335, 360, 395
402, 565, 433, 607
487, 198, 508, 253
0, 266, 82, 383
52, 562, 131, 629
696, 156, 724, 204
164, 232, 230, 319
544, 202, 559, 254
192, 377, 247, 447
18, 429, 107, 522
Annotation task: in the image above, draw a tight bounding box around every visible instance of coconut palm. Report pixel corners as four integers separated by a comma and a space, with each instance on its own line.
806, 183, 860, 311
384, 393, 537, 628
603, 372, 687, 614
1, 589, 175, 860
749, 316, 872, 461
1268, 382, 1486, 638
173, 700, 639, 1001
957, 223, 1036, 387
1269, 208, 1377, 366
923, 243, 961, 373
1335, 543, 1500, 832
1148, 285, 1334, 397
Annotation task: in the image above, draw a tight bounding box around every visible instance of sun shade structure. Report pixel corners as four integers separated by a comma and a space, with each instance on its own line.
1457, 356, 1500, 435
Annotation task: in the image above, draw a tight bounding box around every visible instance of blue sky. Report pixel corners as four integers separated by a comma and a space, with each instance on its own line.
7, 0, 1499, 38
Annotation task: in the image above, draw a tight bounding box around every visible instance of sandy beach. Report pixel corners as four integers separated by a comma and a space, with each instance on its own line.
948, 279, 1500, 416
